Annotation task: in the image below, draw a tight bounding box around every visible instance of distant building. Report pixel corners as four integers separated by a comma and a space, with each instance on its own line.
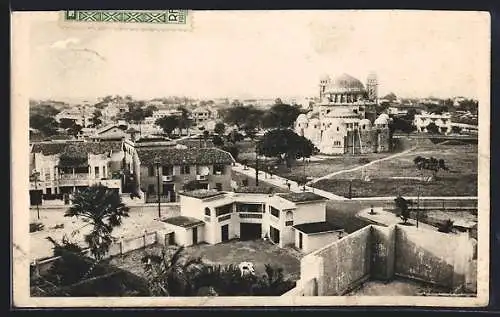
133, 146, 234, 203
158, 189, 344, 251
414, 113, 452, 134
295, 73, 390, 155
29, 140, 124, 205
91, 124, 126, 141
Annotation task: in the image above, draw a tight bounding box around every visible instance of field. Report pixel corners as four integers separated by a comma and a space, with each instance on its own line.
312, 142, 478, 197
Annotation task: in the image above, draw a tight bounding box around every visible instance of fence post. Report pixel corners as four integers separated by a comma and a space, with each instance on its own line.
442, 201, 445, 211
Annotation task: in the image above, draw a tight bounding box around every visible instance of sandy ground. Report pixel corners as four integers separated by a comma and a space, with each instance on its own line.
29, 205, 179, 262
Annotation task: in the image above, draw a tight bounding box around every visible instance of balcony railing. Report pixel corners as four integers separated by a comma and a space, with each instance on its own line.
239, 213, 263, 219
162, 175, 174, 182
59, 173, 89, 180
196, 174, 208, 181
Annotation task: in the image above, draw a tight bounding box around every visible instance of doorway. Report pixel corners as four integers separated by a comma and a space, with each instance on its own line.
299, 232, 303, 249
167, 232, 175, 245
240, 223, 262, 240
162, 183, 175, 202
269, 226, 280, 244
221, 224, 229, 242
192, 227, 198, 245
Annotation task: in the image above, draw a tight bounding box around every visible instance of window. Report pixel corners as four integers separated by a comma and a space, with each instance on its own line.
205, 207, 211, 216
103, 165, 106, 178
162, 165, 173, 176
215, 183, 223, 191
148, 166, 155, 177
236, 203, 264, 213
270, 206, 280, 218
215, 204, 233, 216
95, 166, 100, 179
180, 165, 190, 174
213, 164, 225, 175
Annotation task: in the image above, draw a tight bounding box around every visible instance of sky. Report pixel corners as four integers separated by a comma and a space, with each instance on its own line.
26, 10, 490, 102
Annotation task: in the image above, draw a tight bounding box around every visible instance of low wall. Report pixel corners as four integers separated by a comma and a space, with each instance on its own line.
290, 224, 477, 296
32, 231, 160, 274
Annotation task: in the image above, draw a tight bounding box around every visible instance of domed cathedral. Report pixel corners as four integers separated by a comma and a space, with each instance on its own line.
295, 73, 390, 155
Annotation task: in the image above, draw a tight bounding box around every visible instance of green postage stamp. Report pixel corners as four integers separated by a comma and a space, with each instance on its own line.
60, 10, 192, 31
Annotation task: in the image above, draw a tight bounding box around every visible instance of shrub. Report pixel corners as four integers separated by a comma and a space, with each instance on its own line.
30, 222, 45, 233
438, 219, 454, 233
358, 158, 371, 164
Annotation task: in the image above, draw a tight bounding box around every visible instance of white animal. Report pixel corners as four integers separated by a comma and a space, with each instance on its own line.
238, 262, 255, 277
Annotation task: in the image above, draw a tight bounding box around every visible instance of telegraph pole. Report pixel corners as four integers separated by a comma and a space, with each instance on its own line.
33, 171, 40, 220
255, 149, 259, 186
154, 156, 161, 219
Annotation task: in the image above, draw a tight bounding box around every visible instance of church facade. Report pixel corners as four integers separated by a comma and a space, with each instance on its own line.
294, 73, 391, 155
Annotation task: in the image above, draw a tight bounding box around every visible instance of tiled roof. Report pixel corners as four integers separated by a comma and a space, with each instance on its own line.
177, 139, 215, 149
162, 216, 204, 228
277, 192, 327, 203
31, 141, 123, 155
136, 147, 234, 166
293, 221, 343, 234
180, 189, 225, 200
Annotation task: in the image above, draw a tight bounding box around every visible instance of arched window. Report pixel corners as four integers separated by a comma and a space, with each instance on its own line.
285, 211, 294, 226
205, 207, 211, 216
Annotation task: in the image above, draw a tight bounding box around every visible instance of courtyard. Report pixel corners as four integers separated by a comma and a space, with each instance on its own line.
29, 205, 180, 261
109, 239, 303, 281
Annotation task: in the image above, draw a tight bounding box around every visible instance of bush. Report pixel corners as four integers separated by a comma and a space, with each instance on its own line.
438, 219, 454, 233
30, 222, 45, 233
358, 158, 371, 164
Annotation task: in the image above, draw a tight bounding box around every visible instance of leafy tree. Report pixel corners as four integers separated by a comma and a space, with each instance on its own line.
30, 114, 58, 136
403, 108, 418, 121
425, 122, 440, 134
226, 130, 244, 143
261, 104, 302, 129
176, 106, 192, 135
30, 104, 61, 117
212, 135, 224, 147
438, 219, 455, 233
145, 105, 158, 115
91, 110, 102, 127
389, 117, 414, 135
413, 156, 448, 179
383, 92, 397, 102
256, 129, 315, 168
65, 185, 130, 261
244, 125, 258, 140
59, 118, 77, 130
141, 246, 203, 296
67, 123, 83, 137
221, 144, 240, 161
394, 195, 410, 224
155, 115, 180, 136
123, 101, 147, 124
214, 122, 226, 135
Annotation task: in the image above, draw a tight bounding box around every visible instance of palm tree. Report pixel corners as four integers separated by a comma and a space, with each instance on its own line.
65, 185, 130, 261
141, 246, 203, 296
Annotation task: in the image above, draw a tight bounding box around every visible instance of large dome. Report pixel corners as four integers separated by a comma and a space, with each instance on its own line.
327, 73, 365, 93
